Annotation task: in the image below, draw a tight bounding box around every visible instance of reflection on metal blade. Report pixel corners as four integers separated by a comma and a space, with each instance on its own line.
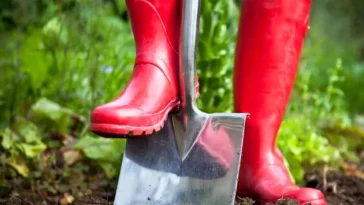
114, 114, 246, 205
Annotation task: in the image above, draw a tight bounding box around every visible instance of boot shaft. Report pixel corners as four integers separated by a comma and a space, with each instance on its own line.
233, 0, 312, 163
126, 0, 181, 60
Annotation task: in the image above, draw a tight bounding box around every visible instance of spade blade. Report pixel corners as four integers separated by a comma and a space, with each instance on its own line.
114, 112, 246, 205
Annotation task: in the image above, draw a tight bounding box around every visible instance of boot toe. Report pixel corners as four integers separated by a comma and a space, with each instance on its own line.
284, 188, 326, 205
91, 103, 145, 124
90, 103, 153, 136
237, 163, 327, 205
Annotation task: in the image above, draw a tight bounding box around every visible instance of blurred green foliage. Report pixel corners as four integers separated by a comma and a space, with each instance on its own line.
1, 0, 364, 184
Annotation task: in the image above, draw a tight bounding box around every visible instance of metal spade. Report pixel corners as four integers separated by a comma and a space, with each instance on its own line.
113, 0, 248, 204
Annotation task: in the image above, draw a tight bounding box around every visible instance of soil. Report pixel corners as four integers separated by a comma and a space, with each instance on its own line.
235, 198, 301, 205
1, 161, 363, 205
305, 171, 364, 205
234, 169, 364, 205
235, 197, 300, 205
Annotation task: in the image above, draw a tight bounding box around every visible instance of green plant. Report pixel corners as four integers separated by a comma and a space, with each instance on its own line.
0, 98, 77, 177
0, 0, 132, 178
1, 119, 46, 177
196, 0, 239, 113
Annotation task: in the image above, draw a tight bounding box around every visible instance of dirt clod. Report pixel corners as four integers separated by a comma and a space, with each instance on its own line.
305, 171, 364, 205
235, 197, 255, 205
276, 198, 299, 205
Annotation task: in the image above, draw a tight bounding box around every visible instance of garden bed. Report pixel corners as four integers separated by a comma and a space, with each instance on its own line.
236, 165, 364, 205
1, 160, 363, 205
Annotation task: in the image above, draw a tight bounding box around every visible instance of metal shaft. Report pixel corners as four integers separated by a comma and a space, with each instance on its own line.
179, 0, 201, 112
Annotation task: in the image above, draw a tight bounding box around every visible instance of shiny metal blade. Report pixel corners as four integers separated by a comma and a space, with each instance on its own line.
114, 113, 246, 205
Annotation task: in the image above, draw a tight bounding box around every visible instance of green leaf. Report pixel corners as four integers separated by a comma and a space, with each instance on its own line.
20, 30, 51, 90
74, 135, 125, 178
99, 162, 117, 179
17, 142, 46, 158
14, 117, 42, 143
1, 128, 18, 150
32, 98, 74, 121
1, 119, 46, 158
74, 135, 124, 162
7, 155, 30, 177
43, 17, 68, 45
32, 98, 74, 133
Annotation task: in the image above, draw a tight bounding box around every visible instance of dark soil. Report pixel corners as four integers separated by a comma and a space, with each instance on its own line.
305, 171, 364, 205
1, 161, 363, 205
0, 157, 117, 205
235, 166, 364, 205
235, 197, 300, 205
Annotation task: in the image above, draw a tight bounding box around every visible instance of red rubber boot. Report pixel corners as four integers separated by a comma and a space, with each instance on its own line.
234, 0, 326, 205
91, 0, 198, 137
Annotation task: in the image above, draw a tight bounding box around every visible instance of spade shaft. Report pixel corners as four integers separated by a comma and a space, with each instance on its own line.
179, 0, 200, 111
173, 0, 206, 160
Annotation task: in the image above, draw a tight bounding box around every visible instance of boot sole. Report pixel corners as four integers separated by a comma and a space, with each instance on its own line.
90, 100, 180, 138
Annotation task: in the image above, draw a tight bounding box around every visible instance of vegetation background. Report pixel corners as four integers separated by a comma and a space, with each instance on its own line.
0, 0, 364, 201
